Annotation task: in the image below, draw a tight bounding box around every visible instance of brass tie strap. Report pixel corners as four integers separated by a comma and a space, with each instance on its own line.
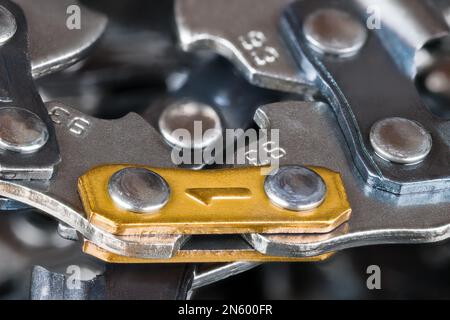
78, 165, 351, 236
77, 165, 351, 263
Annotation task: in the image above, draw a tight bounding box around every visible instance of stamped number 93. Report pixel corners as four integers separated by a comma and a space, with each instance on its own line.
238, 30, 280, 66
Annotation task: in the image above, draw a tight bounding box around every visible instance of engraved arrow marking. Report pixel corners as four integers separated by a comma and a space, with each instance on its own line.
185, 188, 252, 206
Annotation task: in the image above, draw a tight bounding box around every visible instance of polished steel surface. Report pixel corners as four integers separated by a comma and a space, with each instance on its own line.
282, 0, 450, 195
158, 100, 222, 150
0, 5, 16, 45
370, 117, 432, 165
303, 8, 367, 57
0, 102, 185, 259
14, 0, 107, 77
108, 168, 170, 214
175, 0, 315, 94
264, 166, 327, 211
0, 107, 49, 153
0, 0, 448, 299
245, 101, 450, 257
353, 0, 450, 78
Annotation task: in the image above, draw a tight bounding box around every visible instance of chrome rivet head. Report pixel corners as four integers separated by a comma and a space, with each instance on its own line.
158, 100, 222, 150
303, 8, 368, 58
424, 61, 450, 99
108, 168, 170, 214
264, 166, 327, 211
370, 117, 432, 165
0, 107, 49, 153
0, 6, 16, 45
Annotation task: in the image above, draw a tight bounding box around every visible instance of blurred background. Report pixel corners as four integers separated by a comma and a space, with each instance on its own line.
1, 0, 450, 299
